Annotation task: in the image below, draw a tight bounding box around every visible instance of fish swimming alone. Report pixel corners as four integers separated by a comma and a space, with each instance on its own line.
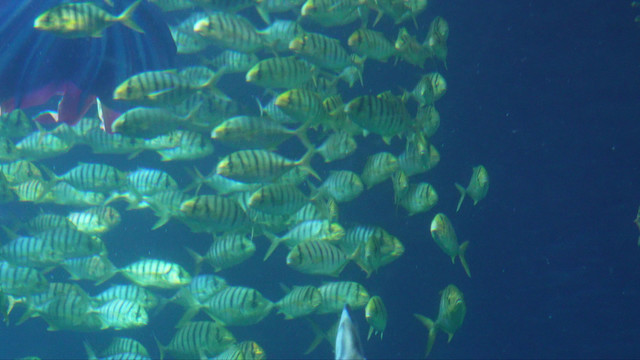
0, 0, 176, 128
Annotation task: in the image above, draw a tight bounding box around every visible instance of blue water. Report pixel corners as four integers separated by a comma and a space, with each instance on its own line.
3, 1, 640, 359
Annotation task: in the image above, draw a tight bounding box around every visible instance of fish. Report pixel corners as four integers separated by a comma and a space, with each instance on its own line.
455, 165, 489, 212
0, 0, 176, 127
33, 1, 144, 38
365, 296, 387, 340
335, 305, 366, 360
430, 213, 471, 278
414, 284, 466, 358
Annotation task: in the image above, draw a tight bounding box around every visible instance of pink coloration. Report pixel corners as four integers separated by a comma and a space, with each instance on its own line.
1, 82, 97, 127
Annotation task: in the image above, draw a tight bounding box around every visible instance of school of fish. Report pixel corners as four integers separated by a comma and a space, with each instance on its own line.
0, 0, 490, 359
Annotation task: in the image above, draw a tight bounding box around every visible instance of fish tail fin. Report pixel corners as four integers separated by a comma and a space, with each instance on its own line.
115, 0, 144, 33
458, 241, 471, 278
294, 119, 315, 151
151, 215, 171, 231
83, 340, 98, 360
262, 230, 283, 261
414, 313, 436, 358
454, 183, 466, 212
256, 5, 271, 25
200, 72, 231, 102
296, 149, 320, 181
185, 247, 204, 275
154, 335, 166, 360
183, 166, 205, 195
176, 307, 200, 329
368, 325, 374, 341
304, 317, 330, 355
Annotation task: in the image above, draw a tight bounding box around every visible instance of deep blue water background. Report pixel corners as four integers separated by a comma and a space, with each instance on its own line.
3, 0, 640, 359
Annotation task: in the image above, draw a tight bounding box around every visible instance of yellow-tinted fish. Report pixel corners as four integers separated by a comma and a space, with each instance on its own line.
194, 12, 265, 53
119, 259, 192, 289
34, 0, 143, 38
365, 295, 387, 340
216, 149, 319, 183
156, 321, 236, 359
455, 165, 489, 212
430, 213, 470, 278
414, 284, 466, 358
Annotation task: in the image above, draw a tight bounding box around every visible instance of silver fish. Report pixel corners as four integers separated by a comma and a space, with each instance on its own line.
335, 305, 366, 360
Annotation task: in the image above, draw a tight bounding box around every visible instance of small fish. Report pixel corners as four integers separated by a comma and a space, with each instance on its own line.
119, 259, 192, 289
34, 1, 144, 38
398, 183, 438, 216
430, 213, 470, 278
365, 295, 387, 340
455, 165, 489, 212
186, 234, 256, 272
216, 149, 319, 184
316, 132, 357, 163
414, 284, 466, 358
202, 286, 274, 326
335, 305, 366, 360
275, 284, 323, 319
156, 321, 236, 359
194, 12, 265, 53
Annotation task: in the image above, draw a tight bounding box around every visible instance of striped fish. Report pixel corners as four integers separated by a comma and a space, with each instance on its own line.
43, 182, 105, 207
317, 170, 364, 203
113, 69, 226, 106
0, 261, 49, 296
404, 72, 447, 106
248, 184, 308, 216
34, 227, 107, 259
316, 132, 357, 163
100, 337, 150, 358
0, 160, 42, 184
119, 259, 192, 289
216, 149, 319, 184
67, 206, 121, 234
194, 12, 265, 53
156, 321, 236, 359
10, 179, 50, 202
275, 89, 326, 124
21, 213, 73, 235
202, 286, 274, 326
361, 152, 399, 189
93, 284, 161, 310
206, 50, 259, 74
156, 130, 214, 162
365, 296, 387, 340
171, 274, 228, 310
246, 57, 317, 90
276, 285, 322, 319
179, 195, 252, 234
426, 16, 449, 66
316, 281, 370, 314
398, 182, 438, 216
186, 234, 255, 272
301, 0, 367, 28
15, 132, 73, 161
263, 220, 344, 260
289, 32, 358, 72
29, 291, 102, 331
0, 236, 61, 268
286, 240, 352, 277
213, 340, 266, 360
348, 28, 397, 62
344, 92, 411, 144
97, 299, 148, 330
61, 254, 118, 283
394, 27, 432, 68
211, 116, 311, 150
257, 19, 306, 53
127, 168, 178, 197
33, 0, 144, 38
53, 162, 127, 192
